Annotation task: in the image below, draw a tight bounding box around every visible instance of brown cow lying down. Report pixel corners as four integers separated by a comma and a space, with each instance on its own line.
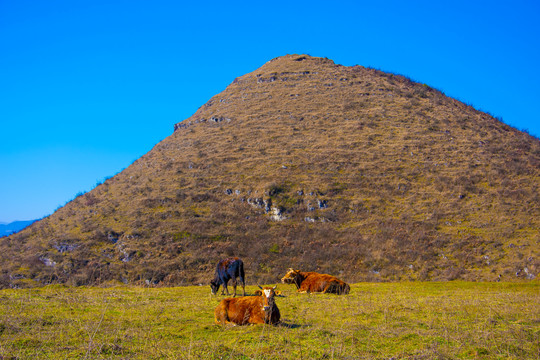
214, 286, 281, 325
281, 268, 350, 295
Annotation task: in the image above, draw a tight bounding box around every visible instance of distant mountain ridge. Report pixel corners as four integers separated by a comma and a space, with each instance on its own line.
0, 220, 36, 237
1, 55, 538, 288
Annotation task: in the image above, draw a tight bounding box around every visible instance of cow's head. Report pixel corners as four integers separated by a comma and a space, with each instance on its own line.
281, 268, 302, 285
210, 280, 220, 295
254, 285, 278, 313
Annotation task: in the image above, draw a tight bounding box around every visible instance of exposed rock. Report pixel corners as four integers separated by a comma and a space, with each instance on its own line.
247, 197, 264, 209
107, 232, 119, 243
270, 207, 286, 221
173, 122, 188, 131
263, 199, 272, 213
116, 241, 133, 263
173, 115, 230, 132
53, 243, 78, 253
210, 116, 231, 123
523, 267, 536, 280
247, 197, 271, 213
40, 257, 56, 267
121, 253, 132, 263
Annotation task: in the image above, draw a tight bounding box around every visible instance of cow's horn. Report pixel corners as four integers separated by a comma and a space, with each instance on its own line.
258, 285, 263, 289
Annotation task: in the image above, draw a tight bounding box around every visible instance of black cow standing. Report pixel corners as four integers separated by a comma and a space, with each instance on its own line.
210, 257, 246, 297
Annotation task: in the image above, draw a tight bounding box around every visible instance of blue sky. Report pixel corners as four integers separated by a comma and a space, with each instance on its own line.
1, 0, 539, 223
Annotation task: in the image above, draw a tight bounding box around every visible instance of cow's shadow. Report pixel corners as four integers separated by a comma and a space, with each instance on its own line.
277, 321, 305, 329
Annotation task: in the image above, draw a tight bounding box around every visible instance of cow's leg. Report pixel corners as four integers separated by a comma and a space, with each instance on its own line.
240, 277, 246, 296
298, 283, 310, 293
223, 280, 230, 295
231, 278, 237, 297
323, 283, 333, 293
239, 261, 246, 296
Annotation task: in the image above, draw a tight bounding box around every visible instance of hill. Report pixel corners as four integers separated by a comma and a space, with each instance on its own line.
1, 55, 538, 288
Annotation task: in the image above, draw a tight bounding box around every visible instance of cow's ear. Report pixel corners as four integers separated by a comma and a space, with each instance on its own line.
254, 290, 262, 296
274, 290, 282, 296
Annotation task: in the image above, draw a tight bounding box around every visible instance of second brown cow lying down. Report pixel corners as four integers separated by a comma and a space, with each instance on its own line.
281, 268, 350, 295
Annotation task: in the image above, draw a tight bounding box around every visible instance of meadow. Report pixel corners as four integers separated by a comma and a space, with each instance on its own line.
0, 282, 538, 359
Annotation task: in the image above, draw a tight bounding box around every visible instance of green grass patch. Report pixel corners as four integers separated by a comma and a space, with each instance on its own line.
0, 282, 538, 359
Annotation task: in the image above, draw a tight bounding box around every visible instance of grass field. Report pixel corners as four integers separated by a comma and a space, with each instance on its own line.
0, 282, 538, 359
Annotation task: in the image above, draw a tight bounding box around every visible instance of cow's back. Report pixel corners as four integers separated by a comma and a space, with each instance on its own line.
303, 273, 334, 292
217, 258, 244, 279
302, 272, 350, 294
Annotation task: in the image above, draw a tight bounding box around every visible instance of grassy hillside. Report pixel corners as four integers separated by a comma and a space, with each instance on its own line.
0, 282, 538, 359
1, 55, 538, 287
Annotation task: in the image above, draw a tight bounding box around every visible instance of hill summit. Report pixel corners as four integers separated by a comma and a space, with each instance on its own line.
2, 55, 539, 288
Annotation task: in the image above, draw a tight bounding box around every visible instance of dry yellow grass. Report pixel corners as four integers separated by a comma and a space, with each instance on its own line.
0, 282, 538, 359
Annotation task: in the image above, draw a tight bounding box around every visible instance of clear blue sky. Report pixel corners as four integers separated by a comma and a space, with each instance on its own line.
1, 0, 539, 223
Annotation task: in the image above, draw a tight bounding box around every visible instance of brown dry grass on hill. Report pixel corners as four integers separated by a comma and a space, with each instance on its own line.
1, 55, 539, 288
